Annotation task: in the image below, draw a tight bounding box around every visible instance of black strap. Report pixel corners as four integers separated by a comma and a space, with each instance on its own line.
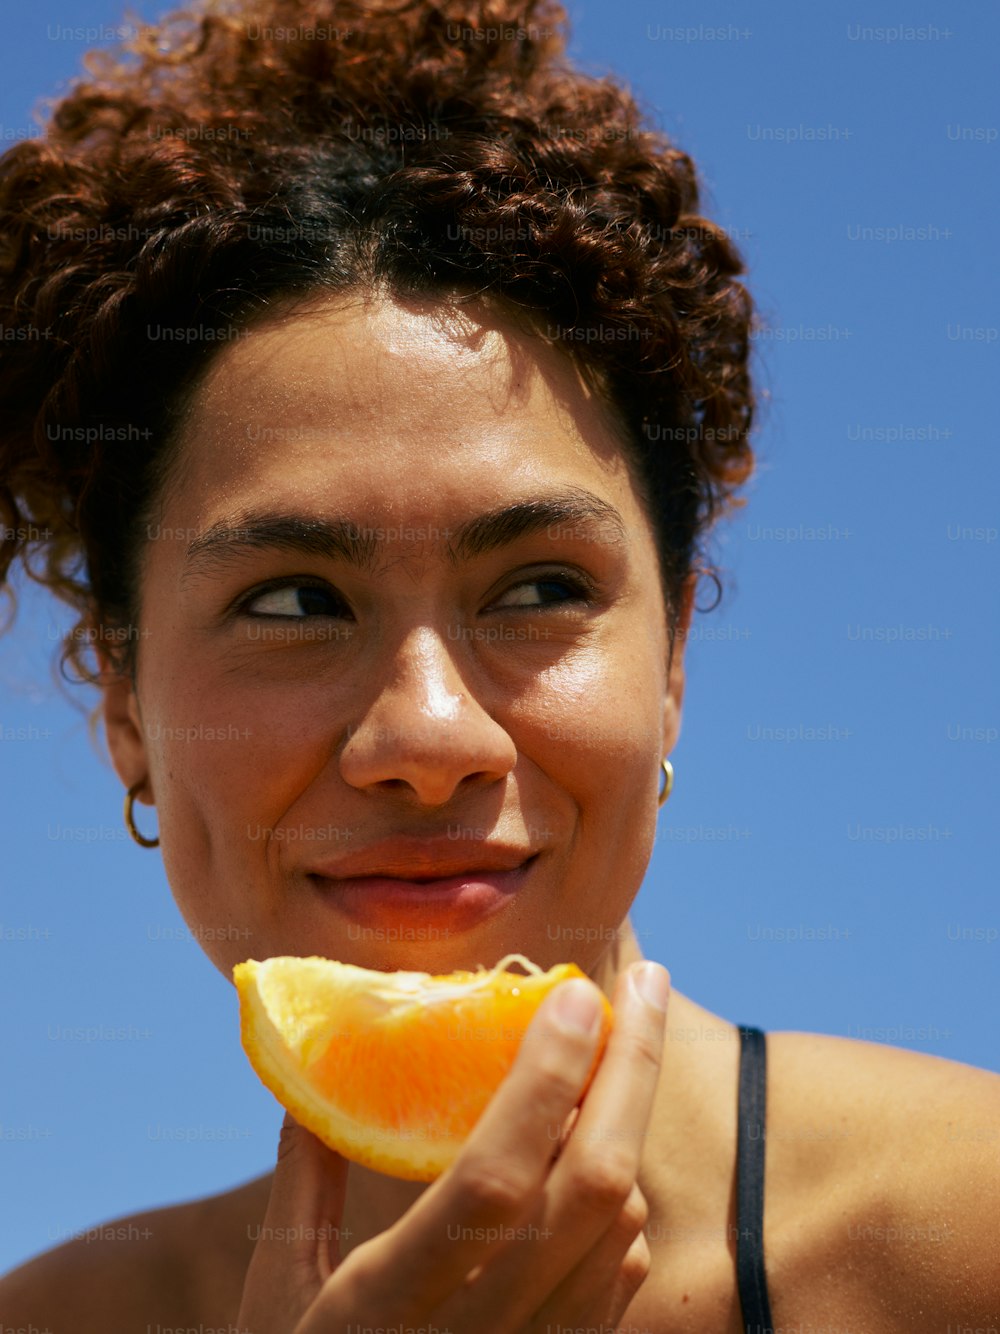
736, 1025, 774, 1333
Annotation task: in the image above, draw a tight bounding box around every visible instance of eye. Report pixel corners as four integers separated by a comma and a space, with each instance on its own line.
239, 582, 346, 618
492, 574, 592, 609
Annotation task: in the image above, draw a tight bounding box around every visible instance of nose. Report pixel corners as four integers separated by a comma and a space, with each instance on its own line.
338, 625, 518, 806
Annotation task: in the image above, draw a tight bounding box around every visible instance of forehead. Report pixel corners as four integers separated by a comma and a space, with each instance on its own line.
150, 297, 666, 594
183, 289, 612, 417
161, 291, 651, 547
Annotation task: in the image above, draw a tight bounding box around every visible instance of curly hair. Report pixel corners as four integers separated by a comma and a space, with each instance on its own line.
0, 0, 756, 688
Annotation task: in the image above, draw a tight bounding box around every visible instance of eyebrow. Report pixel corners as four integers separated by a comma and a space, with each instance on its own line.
179, 489, 628, 585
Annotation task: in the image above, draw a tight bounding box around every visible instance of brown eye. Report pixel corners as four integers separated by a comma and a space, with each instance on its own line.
241, 583, 346, 618
493, 576, 591, 609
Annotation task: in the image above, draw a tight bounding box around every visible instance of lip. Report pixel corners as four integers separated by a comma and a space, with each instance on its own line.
307, 837, 537, 882
308, 855, 537, 933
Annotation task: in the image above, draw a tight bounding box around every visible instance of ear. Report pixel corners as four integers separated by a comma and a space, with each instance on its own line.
662, 571, 697, 759
96, 649, 153, 802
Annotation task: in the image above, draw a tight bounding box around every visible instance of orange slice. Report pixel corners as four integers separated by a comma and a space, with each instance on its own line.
234, 953, 613, 1181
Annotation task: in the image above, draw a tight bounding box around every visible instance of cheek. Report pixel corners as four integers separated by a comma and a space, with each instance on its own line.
506, 649, 663, 896
141, 644, 333, 809
521, 637, 664, 773
138, 674, 334, 945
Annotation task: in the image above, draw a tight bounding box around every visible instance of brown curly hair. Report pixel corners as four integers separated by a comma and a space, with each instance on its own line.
0, 0, 756, 689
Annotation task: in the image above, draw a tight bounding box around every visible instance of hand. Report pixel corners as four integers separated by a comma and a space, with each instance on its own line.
237, 958, 671, 1334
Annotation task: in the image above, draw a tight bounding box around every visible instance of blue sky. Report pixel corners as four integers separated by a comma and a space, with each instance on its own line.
2, 0, 997, 1277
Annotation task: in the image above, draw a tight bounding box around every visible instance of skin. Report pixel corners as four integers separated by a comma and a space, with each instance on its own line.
2, 289, 998, 1332
117, 284, 694, 1318
106, 288, 683, 982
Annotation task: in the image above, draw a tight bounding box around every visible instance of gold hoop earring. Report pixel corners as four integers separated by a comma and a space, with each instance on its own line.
658, 757, 674, 808
124, 781, 159, 848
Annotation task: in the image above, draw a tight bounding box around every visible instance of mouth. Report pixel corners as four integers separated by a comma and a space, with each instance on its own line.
307, 855, 538, 932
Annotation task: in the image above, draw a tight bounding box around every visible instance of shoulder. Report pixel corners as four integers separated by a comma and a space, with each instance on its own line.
0, 1173, 270, 1332
763, 1029, 1000, 1326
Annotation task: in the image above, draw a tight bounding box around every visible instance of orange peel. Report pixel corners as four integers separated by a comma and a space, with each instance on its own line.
234, 953, 613, 1181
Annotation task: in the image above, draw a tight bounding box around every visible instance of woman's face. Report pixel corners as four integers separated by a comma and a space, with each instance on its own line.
102, 291, 691, 980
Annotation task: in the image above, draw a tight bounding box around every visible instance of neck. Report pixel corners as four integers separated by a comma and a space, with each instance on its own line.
336, 918, 741, 1255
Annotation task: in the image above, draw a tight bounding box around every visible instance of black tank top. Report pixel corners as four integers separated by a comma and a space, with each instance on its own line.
736, 1025, 774, 1332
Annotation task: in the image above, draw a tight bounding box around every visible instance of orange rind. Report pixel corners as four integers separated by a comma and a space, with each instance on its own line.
234, 953, 613, 1181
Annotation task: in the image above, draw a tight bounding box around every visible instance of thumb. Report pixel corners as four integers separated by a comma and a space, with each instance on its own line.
239, 1111, 351, 1333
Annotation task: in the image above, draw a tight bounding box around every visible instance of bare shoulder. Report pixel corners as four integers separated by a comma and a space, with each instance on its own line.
0, 1173, 270, 1333
763, 1029, 1000, 1327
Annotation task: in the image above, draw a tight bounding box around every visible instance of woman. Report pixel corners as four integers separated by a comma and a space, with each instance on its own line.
1, 0, 997, 1329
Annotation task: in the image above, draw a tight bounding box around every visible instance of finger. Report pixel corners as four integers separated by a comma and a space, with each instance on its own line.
443, 960, 667, 1322
533, 1183, 652, 1328
237, 1111, 351, 1333
318, 976, 607, 1318
557, 959, 669, 1194
550, 1105, 580, 1162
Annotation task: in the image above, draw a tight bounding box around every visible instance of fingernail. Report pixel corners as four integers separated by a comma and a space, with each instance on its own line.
629, 961, 670, 1013
550, 978, 603, 1038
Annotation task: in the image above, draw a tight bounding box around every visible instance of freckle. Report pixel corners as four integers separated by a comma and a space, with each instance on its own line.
681, 1293, 689, 1303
